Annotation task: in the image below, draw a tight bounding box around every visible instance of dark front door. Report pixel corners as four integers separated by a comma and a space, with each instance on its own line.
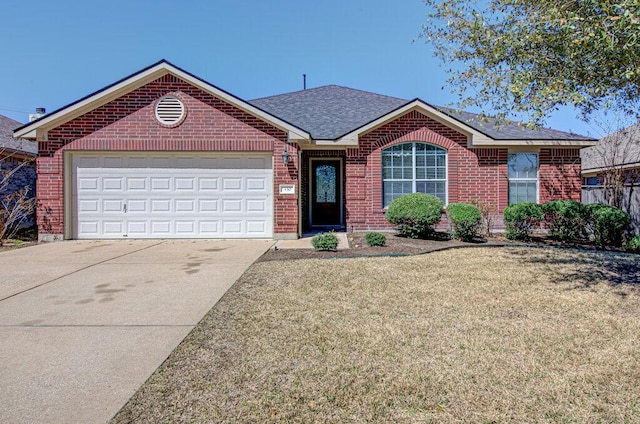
311, 160, 342, 227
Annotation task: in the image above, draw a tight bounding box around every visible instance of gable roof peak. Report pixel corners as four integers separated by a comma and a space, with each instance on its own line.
13, 60, 310, 141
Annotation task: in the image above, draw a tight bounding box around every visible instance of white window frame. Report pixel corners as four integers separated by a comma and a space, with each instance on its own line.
508, 153, 539, 204
382, 142, 448, 207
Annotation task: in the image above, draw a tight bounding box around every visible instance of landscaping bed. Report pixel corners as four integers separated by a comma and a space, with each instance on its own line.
257, 231, 634, 262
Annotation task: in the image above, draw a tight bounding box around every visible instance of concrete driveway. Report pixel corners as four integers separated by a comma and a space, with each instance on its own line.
0, 239, 272, 424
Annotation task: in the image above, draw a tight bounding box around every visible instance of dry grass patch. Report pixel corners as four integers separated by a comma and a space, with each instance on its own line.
112, 247, 640, 423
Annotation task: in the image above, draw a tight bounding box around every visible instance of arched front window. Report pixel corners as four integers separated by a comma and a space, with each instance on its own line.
382, 142, 447, 207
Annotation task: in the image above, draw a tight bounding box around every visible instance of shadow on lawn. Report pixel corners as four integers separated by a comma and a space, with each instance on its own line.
507, 246, 640, 290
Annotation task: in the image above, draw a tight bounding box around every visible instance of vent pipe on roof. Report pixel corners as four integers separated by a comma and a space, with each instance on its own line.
303, 74, 306, 90
29, 107, 46, 122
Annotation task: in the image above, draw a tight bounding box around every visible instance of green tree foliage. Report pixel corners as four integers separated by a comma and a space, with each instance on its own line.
421, 0, 640, 124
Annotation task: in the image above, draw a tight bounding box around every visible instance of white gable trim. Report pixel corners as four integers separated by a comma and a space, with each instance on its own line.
336, 100, 492, 146
471, 138, 596, 147
14, 61, 310, 142
335, 100, 596, 148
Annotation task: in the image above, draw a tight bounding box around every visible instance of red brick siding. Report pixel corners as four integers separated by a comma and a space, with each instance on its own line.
36, 155, 63, 235
37, 76, 585, 237
345, 111, 582, 231
539, 148, 582, 202
37, 74, 297, 237
345, 110, 504, 230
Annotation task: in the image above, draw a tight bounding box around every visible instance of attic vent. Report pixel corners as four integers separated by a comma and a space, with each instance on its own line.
155, 96, 185, 126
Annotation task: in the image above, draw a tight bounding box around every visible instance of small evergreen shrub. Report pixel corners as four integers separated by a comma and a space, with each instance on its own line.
587, 204, 630, 247
541, 200, 589, 241
365, 232, 386, 247
446, 203, 482, 241
385, 193, 443, 239
503, 202, 544, 241
311, 232, 339, 251
626, 235, 640, 253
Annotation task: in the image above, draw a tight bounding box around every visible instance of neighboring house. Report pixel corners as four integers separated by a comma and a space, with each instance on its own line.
0, 114, 37, 200
14, 60, 595, 241
581, 123, 640, 231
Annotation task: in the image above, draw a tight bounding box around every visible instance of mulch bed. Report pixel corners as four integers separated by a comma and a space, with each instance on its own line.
258, 232, 504, 262
257, 231, 635, 262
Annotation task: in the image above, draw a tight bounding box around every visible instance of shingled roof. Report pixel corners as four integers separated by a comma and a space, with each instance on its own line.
251, 85, 592, 141
581, 123, 640, 172
438, 108, 592, 141
0, 114, 37, 156
251, 85, 407, 139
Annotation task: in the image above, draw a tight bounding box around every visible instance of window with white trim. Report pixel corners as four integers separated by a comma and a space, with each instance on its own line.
508, 153, 538, 204
382, 143, 447, 207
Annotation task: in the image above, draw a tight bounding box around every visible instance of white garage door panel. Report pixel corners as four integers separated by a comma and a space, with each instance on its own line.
73, 154, 273, 239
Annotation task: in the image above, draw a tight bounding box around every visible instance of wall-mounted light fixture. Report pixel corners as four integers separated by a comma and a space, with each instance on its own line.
281, 149, 290, 165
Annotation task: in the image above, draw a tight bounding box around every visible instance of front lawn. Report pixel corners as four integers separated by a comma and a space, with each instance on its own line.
112, 247, 640, 423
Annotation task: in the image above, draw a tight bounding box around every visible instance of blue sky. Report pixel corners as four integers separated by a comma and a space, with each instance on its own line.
0, 0, 620, 137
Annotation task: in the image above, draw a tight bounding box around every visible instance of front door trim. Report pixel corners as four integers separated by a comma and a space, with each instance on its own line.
308, 157, 344, 229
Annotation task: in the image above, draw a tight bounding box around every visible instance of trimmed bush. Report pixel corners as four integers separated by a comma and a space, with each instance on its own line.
626, 235, 640, 252
365, 232, 387, 247
311, 232, 339, 251
626, 235, 640, 253
385, 193, 443, 239
587, 204, 630, 247
446, 203, 482, 241
541, 200, 589, 241
503, 202, 544, 241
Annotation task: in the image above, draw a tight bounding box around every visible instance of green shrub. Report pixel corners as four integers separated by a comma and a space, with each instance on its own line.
587, 204, 630, 247
503, 202, 544, 241
311, 232, 339, 251
446, 203, 482, 241
626, 235, 640, 253
541, 200, 589, 241
365, 232, 387, 247
385, 193, 443, 238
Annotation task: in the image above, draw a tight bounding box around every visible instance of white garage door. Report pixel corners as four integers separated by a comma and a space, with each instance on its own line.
72, 154, 273, 239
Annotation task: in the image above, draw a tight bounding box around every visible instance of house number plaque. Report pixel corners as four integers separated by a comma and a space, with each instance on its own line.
279, 184, 296, 195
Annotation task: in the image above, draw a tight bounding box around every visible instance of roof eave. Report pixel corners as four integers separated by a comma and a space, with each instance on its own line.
334, 99, 597, 148
13, 60, 311, 143
0, 147, 37, 159
582, 161, 640, 174
471, 138, 598, 147
335, 99, 485, 146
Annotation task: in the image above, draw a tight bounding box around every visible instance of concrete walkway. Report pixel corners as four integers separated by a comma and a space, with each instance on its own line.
273, 232, 350, 250
0, 239, 272, 424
